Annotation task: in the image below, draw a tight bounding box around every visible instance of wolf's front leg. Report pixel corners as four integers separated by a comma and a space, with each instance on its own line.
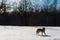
44, 32, 46, 35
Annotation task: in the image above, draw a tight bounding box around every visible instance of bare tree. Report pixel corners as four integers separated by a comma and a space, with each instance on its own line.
2, 0, 7, 13
48, 0, 57, 12
19, 0, 33, 11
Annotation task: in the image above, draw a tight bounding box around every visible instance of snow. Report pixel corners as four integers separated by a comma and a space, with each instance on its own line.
0, 26, 60, 40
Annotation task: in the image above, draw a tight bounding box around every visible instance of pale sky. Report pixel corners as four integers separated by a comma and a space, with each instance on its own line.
0, 0, 60, 10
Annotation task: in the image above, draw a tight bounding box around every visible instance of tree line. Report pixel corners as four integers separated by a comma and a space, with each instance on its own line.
0, 0, 59, 26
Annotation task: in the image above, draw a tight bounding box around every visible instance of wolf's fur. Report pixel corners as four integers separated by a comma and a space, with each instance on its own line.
36, 28, 46, 35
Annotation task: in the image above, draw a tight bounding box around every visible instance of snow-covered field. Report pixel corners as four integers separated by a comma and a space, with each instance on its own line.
0, 26, 60, 40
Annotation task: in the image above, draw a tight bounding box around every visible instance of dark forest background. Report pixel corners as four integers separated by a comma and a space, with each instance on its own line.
0, 0, 59, 26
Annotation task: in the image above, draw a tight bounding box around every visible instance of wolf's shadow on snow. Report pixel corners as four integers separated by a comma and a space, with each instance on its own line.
38, 35, 51, 37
